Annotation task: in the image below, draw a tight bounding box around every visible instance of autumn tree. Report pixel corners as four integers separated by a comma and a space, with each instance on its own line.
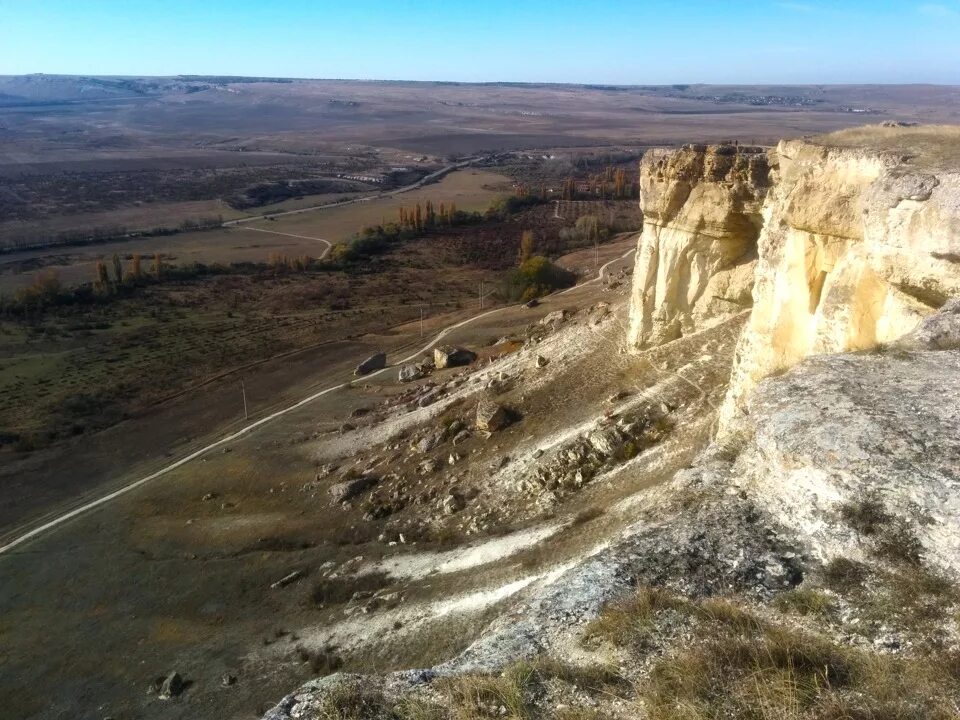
153, 252, 163, 280
94, 259, 110, 294
518, 230, 536, 264
130, 253, 142, 280
111, 254, 123, 287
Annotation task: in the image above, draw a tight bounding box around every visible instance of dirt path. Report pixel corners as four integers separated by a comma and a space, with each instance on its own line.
0, 243, 636, 556
241, 227, 333, 260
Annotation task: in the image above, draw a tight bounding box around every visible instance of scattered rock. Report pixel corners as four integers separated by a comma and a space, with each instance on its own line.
523, 298, 540, 308
398, 363, 427, 383
221, 674, 237, 687
534, 355, 549, 368
349, 407, 371, 418
328, 476, 378, 503
540, 310, 567, 326
270, 571, 304, 589
415, 428, 444, 453
354, 352, 387, 376
339, 422, 356, 434
607, 390, 630, 404
476, 399, 510, 432
418, 458, 440, 475
441, 494, 465, 515
201, 492, 217, 502
417, 388, 443, 408
433, 345, 477, 369
158, 672, 185, 700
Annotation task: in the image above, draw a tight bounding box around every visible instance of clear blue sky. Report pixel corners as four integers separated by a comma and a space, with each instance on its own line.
1, 0, 959, 84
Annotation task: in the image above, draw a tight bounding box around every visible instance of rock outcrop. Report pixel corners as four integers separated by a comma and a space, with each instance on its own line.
721, 137, 960, 424
627, 143, 770, 347
625, 131, 960, 426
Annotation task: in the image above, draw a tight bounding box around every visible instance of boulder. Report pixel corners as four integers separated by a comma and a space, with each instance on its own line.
441, 494, 464, 515
534, 355, 549, 368
328, 475, 378, 503
523, 298, 540, 308
540, 310, 567, 326
433, 345, 477, 369
158, 671, 185, 700
398, 363, 427, 383
354, 352, 387, 376
476, 399, 509, 432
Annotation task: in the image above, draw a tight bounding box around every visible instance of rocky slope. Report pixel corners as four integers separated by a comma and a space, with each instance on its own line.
263, 126, 960, 719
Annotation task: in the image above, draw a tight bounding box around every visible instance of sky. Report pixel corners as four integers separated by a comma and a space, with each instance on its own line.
1, 0, 959, 84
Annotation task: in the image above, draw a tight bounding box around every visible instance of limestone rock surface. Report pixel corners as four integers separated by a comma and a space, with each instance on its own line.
627, 143, 770, 347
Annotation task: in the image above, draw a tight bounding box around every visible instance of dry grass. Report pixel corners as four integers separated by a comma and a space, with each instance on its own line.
640, 599, 960, 720
815, 124, 960, 169
773, 588, 835, 617
581, 587, 689, 648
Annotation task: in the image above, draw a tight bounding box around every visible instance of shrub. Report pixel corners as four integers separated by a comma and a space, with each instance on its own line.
502, 256, 575, 301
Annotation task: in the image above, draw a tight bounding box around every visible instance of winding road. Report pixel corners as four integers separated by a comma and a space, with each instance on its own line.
0, 245, 636, 556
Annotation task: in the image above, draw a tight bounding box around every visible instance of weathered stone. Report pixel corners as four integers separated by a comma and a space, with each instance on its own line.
354, 352, 387, 376
628, 144, 769, 349
415, 428, 444, 453
441, 494, 464, 515
534, 355, 548, 368
417, 388, 442, 408
270, 570, 303, 589
398, 364, 427, 383
158, 671, 185, 700
433, 345, 477, 369
540, 310, 567, 326
328, 476, 377, 503
476, 399, 509, 432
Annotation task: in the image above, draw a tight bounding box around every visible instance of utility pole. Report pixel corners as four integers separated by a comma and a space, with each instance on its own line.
241, 379, 248, 420
420, 306, 424, 337
479, 280, 484, 310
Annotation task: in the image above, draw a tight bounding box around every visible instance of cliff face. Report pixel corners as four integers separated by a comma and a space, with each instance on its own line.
627, 132, 960, 425
627, 144, 770, 347
721, 138, 960, 423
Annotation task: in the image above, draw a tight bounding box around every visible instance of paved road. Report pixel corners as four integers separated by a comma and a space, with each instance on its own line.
0, 245, 636, 556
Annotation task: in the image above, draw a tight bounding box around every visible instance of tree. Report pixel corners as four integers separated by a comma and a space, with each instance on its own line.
576, 215, 600, 244
94, 259, 110, 294
130, 253, 142, 280
111, 254, 123, 287
518, 230, 536, 264
414, 203, 423, 232
153, 252, 163, 280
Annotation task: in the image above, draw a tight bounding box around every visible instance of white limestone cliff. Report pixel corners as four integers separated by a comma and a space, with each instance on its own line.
627, 144, 770, 347
626, 128, 960, 427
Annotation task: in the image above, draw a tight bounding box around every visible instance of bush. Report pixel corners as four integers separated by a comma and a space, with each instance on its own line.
502, 256, 575, 301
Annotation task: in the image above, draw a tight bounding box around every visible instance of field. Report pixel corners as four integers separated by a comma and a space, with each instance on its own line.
0, 169, 512, 292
